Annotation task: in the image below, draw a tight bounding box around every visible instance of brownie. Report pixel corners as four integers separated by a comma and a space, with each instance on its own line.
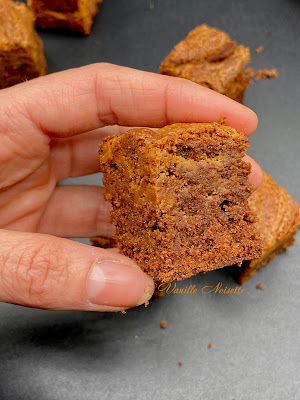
90, 236, 116, 249
98, 122, 262, 283
235, 172, 300, 284
159, 24, 251, 103
92, 174, 299, 286
0, 0, 47, 89
28, 0, 102, 35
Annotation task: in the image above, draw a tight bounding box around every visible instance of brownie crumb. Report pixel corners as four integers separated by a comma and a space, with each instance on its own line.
255, 46, 264, 54
178, 362, 183, 367
144, 300, 149, 307
160, 320, 167, 329
245, 67, 254, 79
257, 283, 264, 291
121, 310, 126, 314
208, 343, 212, 349
218, 116, 227, 125
154, 289, 165, 299
255, 69, 278, 82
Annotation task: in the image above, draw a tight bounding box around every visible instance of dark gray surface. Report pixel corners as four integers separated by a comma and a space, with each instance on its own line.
1, 0, 300, 399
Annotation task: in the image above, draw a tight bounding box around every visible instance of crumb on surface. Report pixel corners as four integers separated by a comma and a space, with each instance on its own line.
245, 67, 254, 79
144, 300, 149, 307
121, 309, 126, 314
255, 46, 264, 54
160, 320, 167, 329
178, 362, 183, 367
208, 343, 212, 349
154, 289, 165, 298
255, 69, 278, 82
257, 283, 264, 291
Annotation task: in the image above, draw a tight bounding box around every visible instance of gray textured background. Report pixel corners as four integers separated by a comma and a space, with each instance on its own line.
0, 0, 299, 399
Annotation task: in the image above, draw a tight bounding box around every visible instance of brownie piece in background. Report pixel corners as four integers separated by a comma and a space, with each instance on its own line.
160, 24, 251, 103
234, 172, 300, 284
0, 0, 47, 89
90, 236, 116, 249
28, 0, 102, 35
98, 122, 262, 283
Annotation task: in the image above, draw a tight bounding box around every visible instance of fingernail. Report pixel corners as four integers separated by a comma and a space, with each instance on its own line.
87, 261, 154, 308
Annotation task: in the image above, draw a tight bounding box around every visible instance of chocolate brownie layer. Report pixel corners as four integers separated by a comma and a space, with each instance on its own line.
99, 123, 262, 283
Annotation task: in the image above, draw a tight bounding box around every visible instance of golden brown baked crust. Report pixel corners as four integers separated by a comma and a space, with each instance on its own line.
28, 0, 102, 35
0, 0, 47, 89
237, 172, 300, 284
98, 122, 262, 283
159, 24, 251, 103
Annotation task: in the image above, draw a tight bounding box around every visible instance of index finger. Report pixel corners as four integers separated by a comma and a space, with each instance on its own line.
0, 63, 258, 137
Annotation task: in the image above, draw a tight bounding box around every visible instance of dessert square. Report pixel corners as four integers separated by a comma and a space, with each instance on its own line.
98, 122, 262, 283
235, 172, 300, 284
160, 24, 251, 103
0, 0, 47, 89
91, 174, 300, 285
28, 0, 102, 35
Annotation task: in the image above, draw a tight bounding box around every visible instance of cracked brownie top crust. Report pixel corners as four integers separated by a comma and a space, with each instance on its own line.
99, 123, 262, 283
160, 24, 251, 102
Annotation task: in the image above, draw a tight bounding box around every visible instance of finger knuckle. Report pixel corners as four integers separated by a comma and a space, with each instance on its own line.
0, 238, 68, 307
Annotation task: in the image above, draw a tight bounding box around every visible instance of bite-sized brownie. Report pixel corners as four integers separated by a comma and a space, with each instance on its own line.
235, 172, 300, 284
28, 0, 102, 35
98, 123, 262, 283
160, 24, 251, 103
0, 0, 47, 89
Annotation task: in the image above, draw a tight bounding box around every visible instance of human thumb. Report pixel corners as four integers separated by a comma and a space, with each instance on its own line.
0, 229, 154, 311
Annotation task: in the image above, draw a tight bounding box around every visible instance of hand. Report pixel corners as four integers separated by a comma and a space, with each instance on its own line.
0, 63, 261, 311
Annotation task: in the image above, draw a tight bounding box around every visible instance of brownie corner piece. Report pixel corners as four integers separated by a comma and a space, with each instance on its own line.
159, 24, 251, 103
235, 172, 300, 284
0, 0, 47, 89
99, 122, 263, 283
28, 0, 103, 35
